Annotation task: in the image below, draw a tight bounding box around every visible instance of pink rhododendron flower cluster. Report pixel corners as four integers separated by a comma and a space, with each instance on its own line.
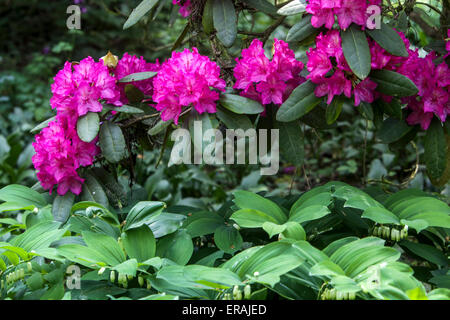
50, 56, 122, 127
233, 39, 305, 106
173, 0, 192, 17
152, 48, 226, 124
115, 53, 160, 104
306, 30, 378, 106
32, 121, 99, 195
35, 56, 124, 195
306, 0, 381, 30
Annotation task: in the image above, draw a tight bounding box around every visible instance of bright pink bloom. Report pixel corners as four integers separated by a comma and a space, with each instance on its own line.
234, 39, 305, 108
173, 0, 192, 17
152, 48, 226, 124
115, 53, 160, 104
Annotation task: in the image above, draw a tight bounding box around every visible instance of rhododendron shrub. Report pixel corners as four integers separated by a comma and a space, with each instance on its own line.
31, 0, 450, 202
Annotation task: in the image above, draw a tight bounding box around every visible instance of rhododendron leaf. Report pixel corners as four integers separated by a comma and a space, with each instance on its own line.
219, 94, 264, 115
124, 84, 144, 104
277, 0, 307, 16
326, 97, 344, 125
123, 0, 159, 30
214, 225, 243, 254
276, 81, 321, 122
366, 23, 409, 57
377, 117, 413, 144
341, 26, 371, 80
99, 122, 127, 163
52, 192, 75, 223
216, 107, 253, 130
80, 173, 109, 208
242, 0, 278, 16
77, 112, 100, 143
30, 116, 56, 134
424, 119, 447, 182
202, 0, 215, 35
374, 99, 402, 120
105, 105, 144, 114
429, 134, 450, 187
369, 70, 418, 97
148, 119, 172, 136
287, 15, 316, 42
118, 71, 157, 83
213, 0, 237, 48
275, 121, 304, 167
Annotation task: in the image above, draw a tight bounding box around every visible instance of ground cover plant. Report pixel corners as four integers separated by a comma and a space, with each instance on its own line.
0, 0, 449, 300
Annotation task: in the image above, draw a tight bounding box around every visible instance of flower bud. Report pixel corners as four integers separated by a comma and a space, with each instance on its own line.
98, 267, 106, 275
27, 262, 32, 272
244, 284, 251, 299
138, 276, 144, 287
110, 270, 116, 283
146, 279, 152, 290
100, 51, 119, 68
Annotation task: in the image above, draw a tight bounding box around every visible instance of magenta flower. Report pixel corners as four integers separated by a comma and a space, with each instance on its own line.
115, 53, 160, 104
152, 48, 226, 124
173, 0, 192, 17
305, 0, 381, 30
233, 39, 305, 108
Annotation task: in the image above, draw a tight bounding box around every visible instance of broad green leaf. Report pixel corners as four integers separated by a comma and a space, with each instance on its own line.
118, 71, 157, 83
112, 258, 138, 276
219, 94, 264, 114
77, 112, 99, 143
400, 241, 448, 267
377, 117, 413, 144
123, 0, 159, 29
216, 107, 253, 130
341, 25, 371, 79
366, 22, 408, 57
370, 70, 419, 97
156, 229, 193, 265
0, 184, 46, 208
310, 260, 346, 277
52, 192, 75, 223
287, 15, 316, 42
276, 121, 304, 167
202, 0, 215, 34
124, 201, 165, 231
214, 225, 243, 254
82, 231, 126, 266
213, 0, 237, 47
326, 97, 344, 124
80, 173, 109, 208
277, 81, 321, 122
122, 225, 156, 262
11, 221, 65, 252
242, 0, 278, 15
233, 190, 287, 224
157, 265, 242, 289
99, 121, 127, 163
424, 119, 447, 181
289, 205, 331, 224
362, 207, 401, 225
280, 222, 306, 241
230, 208, 278, 228
262, 222, 287, 238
